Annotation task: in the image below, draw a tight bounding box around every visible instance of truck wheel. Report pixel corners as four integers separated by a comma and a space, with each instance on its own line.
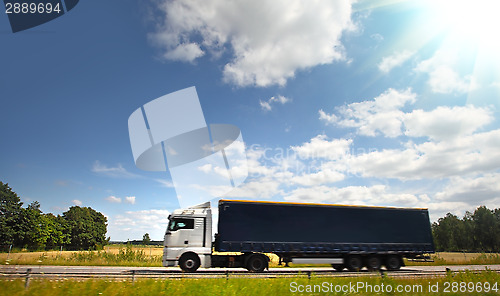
366, 255, 382, 271
385, 255, 401, 271
179, 253, 200, 272
332, 264, 344, 272
346, 255, 363, 272
246, 254, 267, 273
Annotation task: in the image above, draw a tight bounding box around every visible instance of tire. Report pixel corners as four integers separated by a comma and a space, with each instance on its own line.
385, 255, 401, 271
366, 255, 382, 271
246, 254, 267, 273
179, 253, 200, 272
346, 255, 363, 272
331, 264, 344, 272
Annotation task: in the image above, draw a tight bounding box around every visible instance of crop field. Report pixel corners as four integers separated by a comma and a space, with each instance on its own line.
1, 245, 163, 267
2, 246, 500, 267
1, 270, 499, 295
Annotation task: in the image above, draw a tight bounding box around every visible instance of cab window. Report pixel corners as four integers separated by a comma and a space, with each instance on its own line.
168, 218, 194, 231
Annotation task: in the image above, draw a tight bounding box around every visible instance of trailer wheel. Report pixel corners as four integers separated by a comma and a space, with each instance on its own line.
332, 264, 344, 272
179, 253, 200, 272
385, 255, 401, 271
366, 255, 382, 271
246, 254, 267, 273
346, 255, 363, 272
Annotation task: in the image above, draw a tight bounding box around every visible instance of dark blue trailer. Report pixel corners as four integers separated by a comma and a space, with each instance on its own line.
213, 200, 434, 271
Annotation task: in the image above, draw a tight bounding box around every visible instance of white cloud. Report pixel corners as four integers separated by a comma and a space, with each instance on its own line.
260, 95, 290, 111
284, 185, 424, 208
109, 209, 171, 241
106, 195, 122, 203
124, 196, 136, 204
149, 0, 356, 87
345, 129, 500, 180
291, 135, 352, 160
92, 161, 141, 179
162, 43, 204, 62
435, 173, 500, 203
403, 105, 493, 140
223, 179, 283, 199
378, 50, 415, 73
291, 169, 344, 186
320, 89, 492, 141
415, 50, 476, 94
198, 163, 213, 174
319, 88, 416, 137
72, 199, 82, 206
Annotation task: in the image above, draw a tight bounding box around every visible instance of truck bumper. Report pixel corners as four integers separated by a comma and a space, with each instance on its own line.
164, 259, 177, 267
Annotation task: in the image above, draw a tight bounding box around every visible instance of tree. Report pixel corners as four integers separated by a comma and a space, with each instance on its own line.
18, 201, 50, 250
432, 206, 500, 252
0, 181, 23, 246
44, 214, 70, 249
63, 206, 107, 250
142, 233, 151, 245
472, 206, 497, 252
432, 213, 464, 251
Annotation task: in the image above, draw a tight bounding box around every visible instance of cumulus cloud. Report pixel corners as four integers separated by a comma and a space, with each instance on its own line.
105, 195, 137, 205
403, 105, 493, 140
260, 95, 290, 111
124, 196, 136, 204
319, 88, 416, 137
320, 89, 492, 141
72, 199, 82, 206
435, 173, 500, 203
291, 135, 352, 160
415, 50, 476, 94
284, 185, 425, 208
106, 195, 122, 203
346, 129, 500, 180
290, 169, 345, 186
149, 0, 356, 87
378, 50, 415, 73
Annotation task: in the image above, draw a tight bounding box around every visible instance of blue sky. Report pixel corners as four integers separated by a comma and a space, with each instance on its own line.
1, 0, 500, 241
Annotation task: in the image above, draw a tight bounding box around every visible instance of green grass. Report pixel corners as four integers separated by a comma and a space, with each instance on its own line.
0, 270, 499, 295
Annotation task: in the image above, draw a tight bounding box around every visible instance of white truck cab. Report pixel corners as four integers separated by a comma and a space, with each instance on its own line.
163, 202, 212, 272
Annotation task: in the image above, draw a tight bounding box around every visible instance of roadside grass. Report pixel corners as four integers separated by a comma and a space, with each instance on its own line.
0, 270, 499, 295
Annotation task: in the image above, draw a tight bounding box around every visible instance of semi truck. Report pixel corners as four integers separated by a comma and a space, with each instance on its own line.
163, 200, 434, 272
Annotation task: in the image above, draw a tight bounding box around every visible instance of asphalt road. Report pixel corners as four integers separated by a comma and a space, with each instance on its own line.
1, 264, 499, 279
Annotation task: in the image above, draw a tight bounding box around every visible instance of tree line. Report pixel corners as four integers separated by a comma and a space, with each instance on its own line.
432, 205, 500, 252
0, 181, 107, 250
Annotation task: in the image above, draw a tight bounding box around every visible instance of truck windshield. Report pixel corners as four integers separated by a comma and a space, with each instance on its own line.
167, 218, 194, 232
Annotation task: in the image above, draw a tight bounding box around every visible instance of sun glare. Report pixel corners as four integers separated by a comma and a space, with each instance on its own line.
431, 0, 500, 49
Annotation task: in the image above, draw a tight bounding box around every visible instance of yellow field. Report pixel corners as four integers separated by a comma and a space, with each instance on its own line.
406, 252, 500, 266
1, 245, 164, 266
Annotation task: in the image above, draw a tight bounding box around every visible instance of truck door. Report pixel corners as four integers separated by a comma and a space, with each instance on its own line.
165, 217, 195, 247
